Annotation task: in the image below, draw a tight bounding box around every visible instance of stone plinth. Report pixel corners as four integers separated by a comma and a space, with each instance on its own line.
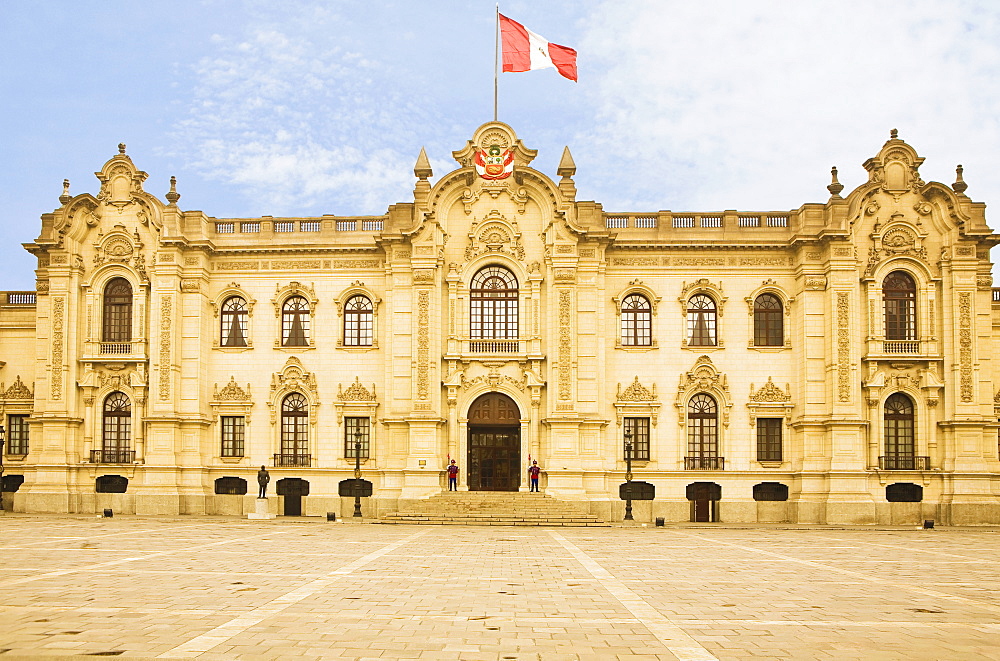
247, 497, 276, 520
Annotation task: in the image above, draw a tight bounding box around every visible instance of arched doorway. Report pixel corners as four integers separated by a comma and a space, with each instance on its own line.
468, 393, 521, 491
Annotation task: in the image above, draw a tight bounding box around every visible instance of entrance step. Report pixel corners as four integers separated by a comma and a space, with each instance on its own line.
381, 491, 609, 527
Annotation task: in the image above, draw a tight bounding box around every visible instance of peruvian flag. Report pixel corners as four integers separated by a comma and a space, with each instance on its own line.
499, 13, 578, 82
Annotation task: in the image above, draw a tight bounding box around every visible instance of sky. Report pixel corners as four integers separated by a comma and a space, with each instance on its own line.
2, 0, 1000, 291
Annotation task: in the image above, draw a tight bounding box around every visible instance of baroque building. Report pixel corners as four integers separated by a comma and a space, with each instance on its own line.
1, 123, 999, 524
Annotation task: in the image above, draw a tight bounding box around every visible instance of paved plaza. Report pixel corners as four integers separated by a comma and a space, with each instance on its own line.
0, 517, 997, 660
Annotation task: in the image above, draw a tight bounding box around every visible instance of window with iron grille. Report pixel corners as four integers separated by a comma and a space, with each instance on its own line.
6, 415, 28, 455
281, 296, 310, 346
344, 295, 373, 346
687, 394, 718, 457
753, 294, 783, 346
214, 477, 248, 495
220, 296, 249, 347
102, 392, 131, 454
344, 417, 370, 459
623, 417, 650, 461
621, 294, 652, 346
884, 392, 915, 459
756, 418, 783, 462
686, 294, 716, 346
221, 416, 245, 457
280, 393, 308, 456
753, 482, 789, 501
470, 266, 518, 339
883, 271, 916, 340
102, 278, 133, 342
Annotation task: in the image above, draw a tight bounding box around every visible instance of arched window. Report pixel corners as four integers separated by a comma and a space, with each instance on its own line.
344, 295, 373, 346
883, 271, 916, 340
102, 392, 131, 463
621, 294, 652, 346
220, 296, 248, 347
883, 393, 916, 469
470, 266, 518, 339
280, 393, 309, 465
102, 278, 133, 342
686, 394, 720, 468
281, 296, 310, 347
687, 294, 717, 346
753, 293, 783, 346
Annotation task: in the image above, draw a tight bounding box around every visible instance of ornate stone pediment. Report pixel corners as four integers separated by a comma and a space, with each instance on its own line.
1, 376, 33, 400
617, 377, 656, 402
464, 210, 525, 262
270, 357, 318, 400
749, 377, 790, 403
864, 217, 929, 277
339, 377, 376, 402
675, 356, 732, 427
213, 377, 251, 402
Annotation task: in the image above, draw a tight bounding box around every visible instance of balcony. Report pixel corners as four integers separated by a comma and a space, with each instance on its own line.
685, 456, 725, 470
883, 340, 920, 354
91, 449, 135, 464
273, 453, 311, 467
467, 339, 522, 353
879, 456, 930, 470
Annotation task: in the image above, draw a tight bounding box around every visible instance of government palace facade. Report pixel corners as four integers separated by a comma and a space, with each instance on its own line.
2, 122, 999, 525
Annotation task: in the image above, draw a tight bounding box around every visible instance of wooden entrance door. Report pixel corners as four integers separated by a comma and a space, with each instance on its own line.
277, 478, 309, 516
467, 393, 520, 492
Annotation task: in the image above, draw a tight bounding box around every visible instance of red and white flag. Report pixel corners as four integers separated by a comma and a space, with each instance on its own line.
499, 13, 577, 82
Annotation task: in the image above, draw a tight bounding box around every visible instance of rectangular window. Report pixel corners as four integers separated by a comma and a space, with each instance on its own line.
6, 415, 29, 455
221, 416, 245, 457
344, 417, 370, 459
624, 417, 650, 461
756, 418, 783, 462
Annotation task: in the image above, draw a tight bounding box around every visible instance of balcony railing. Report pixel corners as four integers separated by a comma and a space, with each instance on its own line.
879, 456, 930, 470
6, 292, 36, 305
883, 340, 920, 354
685, 456, 725, 470
100, 342, 133, 355
467, 339, 522, 353
273, 453, 311, 467
91, 449, 135, 464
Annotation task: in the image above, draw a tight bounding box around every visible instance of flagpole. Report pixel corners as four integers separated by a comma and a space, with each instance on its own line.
494, 4, 499, 121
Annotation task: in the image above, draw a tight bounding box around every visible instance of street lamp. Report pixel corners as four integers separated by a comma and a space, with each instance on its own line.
353, 428, 363, 518
0, 424, 5, 512
623, 427, 633, 521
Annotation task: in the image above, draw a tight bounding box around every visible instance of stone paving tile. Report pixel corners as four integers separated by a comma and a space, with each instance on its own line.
0, 518, 1000, 659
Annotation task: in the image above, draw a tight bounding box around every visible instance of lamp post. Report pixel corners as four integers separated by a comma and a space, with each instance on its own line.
623, 428, 633, 521
353, 429, 363, 518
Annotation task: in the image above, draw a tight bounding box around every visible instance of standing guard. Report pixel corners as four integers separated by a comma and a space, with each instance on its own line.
528, 460, 541, 492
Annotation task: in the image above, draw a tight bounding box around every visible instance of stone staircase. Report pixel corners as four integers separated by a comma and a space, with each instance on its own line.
380, 491, 609, 526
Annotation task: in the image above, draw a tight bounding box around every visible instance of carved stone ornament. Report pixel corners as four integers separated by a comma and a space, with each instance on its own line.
864, 221, 929, 277
804, 276, 827, 291
675, 355, 731, 427
464, 210, 526, 263
749, 377, 791, 403
678, 279, 726, 315
95, 149, 150, 212
93, 225, 143, 271
614, 377, 660, 426
213, 377, 251, 402
1, 376, 34, 400
338, 377, 376, 402
617, 377, 656, 402
271, 281, 318, 316
269, 357, 319, 424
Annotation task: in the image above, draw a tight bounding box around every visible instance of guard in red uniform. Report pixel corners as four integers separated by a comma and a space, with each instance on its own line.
528, 460, 541, 492
447, 459, 459, 491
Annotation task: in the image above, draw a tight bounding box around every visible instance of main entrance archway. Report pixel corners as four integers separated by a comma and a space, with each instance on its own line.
467, 392, 521, 491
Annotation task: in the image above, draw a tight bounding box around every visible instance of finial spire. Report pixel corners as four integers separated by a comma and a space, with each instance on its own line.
414, 147, 432, 180
953, 164, 968, 194
165, 175, 180, 204
827, 166, 844, 197
59, 179, 71, 205
890, 128, 898, 140
557, 146, 576, 178
118, 143, 127, 155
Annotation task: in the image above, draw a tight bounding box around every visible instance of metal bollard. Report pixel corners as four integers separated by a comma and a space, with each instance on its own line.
103, 509, 113, 518
326, 512, 337, 522
655, 517, 665, 527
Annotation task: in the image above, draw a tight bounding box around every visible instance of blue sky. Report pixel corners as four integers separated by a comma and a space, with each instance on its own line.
2, 1, 1000, 290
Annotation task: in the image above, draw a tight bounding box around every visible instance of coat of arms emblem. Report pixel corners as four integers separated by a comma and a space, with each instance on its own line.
474, 144, 514, 180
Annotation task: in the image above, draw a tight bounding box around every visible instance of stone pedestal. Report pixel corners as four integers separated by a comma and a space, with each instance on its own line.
247, 497, 276, 520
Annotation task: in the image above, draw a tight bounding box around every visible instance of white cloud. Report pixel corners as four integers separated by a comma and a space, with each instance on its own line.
575, 0, 1000, 216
